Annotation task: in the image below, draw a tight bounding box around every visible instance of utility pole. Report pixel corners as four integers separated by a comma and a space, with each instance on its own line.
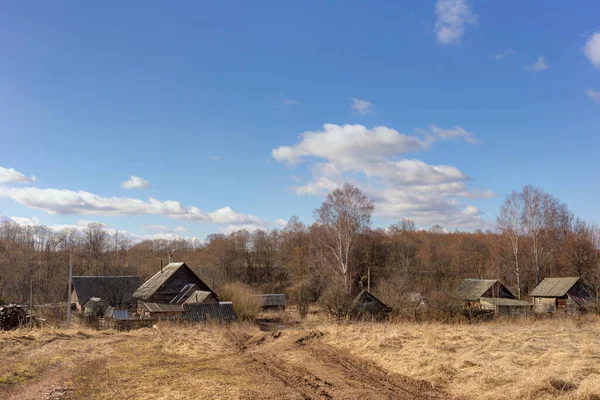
66, 250, 73, 328
367, 266, 371, 293
29, 276, 33, 329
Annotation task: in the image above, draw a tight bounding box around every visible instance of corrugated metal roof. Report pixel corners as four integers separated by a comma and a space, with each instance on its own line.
254, 294, 287, 307
456, 279, 498, 301
72, 276, 141, 307
183, 291, 213, 304
170, 283, 200, 304
480, 297, 531, 307
139, 302, 184, 313
183, 302, 237, 323
529, 277, 580, 297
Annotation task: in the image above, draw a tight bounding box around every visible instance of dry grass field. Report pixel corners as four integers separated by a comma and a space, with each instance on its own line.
0, 316, 599, 399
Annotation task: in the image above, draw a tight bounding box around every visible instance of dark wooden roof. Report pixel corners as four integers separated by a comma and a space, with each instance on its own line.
254, 294, 287, 307
72, 276, 141, 308
456, 279, 498, 301
351, 291, 391, 316
183, 302, 237, 323
529, 277, 581, 297
132, 262, 214, 302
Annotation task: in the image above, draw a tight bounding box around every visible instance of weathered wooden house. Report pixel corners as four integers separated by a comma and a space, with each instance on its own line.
350, 290, 391, 320
132, 262, 218, 311
254, 294, 287, 311
71, 276, 141, 312
456, 279, 531, 316
529, 277, 592, 314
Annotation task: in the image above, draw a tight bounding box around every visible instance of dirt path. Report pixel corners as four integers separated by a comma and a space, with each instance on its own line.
239, 329, 447, 400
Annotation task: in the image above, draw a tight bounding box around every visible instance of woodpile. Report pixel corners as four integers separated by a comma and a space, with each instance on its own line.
0, 304, 29, 330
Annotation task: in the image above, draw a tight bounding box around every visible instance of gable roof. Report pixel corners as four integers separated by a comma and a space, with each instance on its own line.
72, 276, 141, 307
132, 262, 212, 301
183, 291, 214, 304
529, 277, 581, 297
456, 279, 498, 301
254, 294, 287, 307
480, 297, 531, 307
351, 290, 391, 313
170, 283, 200, 304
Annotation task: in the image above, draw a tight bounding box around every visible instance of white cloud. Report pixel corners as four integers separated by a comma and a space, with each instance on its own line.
273, 123, 494, 229
0, 186, 266, 227
218, 223, 268, 235
526, 55, 548, 71
492, 48, 516, 60
142, 224, 189, 233
10, 216, 40, 226
0, 166, 36, 184
584, 32, 600, 68
274, 218, 288, 228
209, 155, 222, 161
586, 88, 600, 103
435, 0, 477, 45
350, 98, 375, 115
121, 175, 150, 189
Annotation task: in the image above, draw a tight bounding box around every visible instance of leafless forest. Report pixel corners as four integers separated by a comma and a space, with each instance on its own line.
1, 184, 599, 314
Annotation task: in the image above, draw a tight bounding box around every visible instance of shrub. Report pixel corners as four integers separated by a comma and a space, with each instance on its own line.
217, 282, 263, 321
319, 282, 353, 319
288, 279, 319, 319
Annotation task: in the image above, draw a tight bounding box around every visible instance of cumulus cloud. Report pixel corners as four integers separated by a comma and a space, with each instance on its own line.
142, 224, 189, 233
435, 0, 477, 45
526, 55, 548, 71
121, 175, 150, 189
350, 98, 375, 115
0, 166, 36, 184
0, 186, 266, 227
273, 123, 494, 229
492, 48, 516, 60
274, 218, 288, 228
584, 32, 600, 68
10, 216, 40, 226
585, 88, 600, 103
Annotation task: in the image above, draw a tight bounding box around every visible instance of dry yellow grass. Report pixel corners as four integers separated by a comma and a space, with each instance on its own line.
1, 316, 599, 399
321, 316, 600, 400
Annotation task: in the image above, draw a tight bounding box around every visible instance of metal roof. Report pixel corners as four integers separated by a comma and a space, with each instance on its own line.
456, 279, 498, 301
254, 294, 287, 307
72, 276, 141, 307
529, 277, 581, 297
480, 297, 531, 307
139, 302, 184, 313
183, 291, 214, 304
104, 307, 129, 320
183, 302, 237, 323
170, 283, 200, 304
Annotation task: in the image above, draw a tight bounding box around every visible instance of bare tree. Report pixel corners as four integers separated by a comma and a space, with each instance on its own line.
497, 191, 524, 298
314, 183, 374, 292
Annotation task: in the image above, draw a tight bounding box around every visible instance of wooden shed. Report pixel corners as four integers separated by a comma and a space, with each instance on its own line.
138, 302, 185, 320
456, 279, 530, 316
530, 277, 592, 314
71, 276, 141, 312
254, 294, 287, 311
350, 291, 391, 320
132, 262, 218, 312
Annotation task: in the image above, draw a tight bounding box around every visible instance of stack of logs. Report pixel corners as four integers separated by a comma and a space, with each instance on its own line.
0, 304, 29, 330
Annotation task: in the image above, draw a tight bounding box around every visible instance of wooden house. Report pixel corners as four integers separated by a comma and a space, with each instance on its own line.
254, 294, 287, 311
350, 290, 391, 320
71, 276, 141, 312
132, 262, 218, 313
529, 277, 592, 314
456, 279, 531, 316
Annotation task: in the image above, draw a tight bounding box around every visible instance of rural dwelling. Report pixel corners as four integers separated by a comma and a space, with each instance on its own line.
350, 290, 391, 320
530, 277, 593, 314
456, 279, 530, 316
138, 302, 184, 319
254, 294, 287, 311
183, 302, 237, 324
132, 262, 218, 311
71, 276, 141, 312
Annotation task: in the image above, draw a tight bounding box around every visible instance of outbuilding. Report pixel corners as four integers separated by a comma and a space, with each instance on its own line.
529, 277, 592, 314
456, 279, 530, 316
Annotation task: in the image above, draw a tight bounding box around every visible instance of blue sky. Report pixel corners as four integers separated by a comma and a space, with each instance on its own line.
1, 0, 599, 240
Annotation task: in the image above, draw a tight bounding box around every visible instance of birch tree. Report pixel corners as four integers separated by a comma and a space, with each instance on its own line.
497, 191, 524, 298
314, 183, 374, 292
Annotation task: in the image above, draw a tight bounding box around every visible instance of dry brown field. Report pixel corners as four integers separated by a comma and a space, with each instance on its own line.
1, 315, 599, 400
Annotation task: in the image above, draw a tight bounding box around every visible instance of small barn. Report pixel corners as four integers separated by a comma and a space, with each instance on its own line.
183, 302, 237, 324
254, 294, 287, 311
132, 262, 218, 312
138, 302, 185, 319
350, 291, 391, 320
71, 276, 141, 312
530, 277, 592, 314
456, 279, 530, 316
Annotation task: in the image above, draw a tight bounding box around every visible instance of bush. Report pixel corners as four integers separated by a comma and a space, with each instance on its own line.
319, 282, 353, 319
217, 282, 263, 321
288, 279, 319, 319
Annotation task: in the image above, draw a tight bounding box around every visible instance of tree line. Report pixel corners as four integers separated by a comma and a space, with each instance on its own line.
1, 184, 598, 315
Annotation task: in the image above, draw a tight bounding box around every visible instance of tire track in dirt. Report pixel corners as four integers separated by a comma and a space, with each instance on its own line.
239, 330, 448, 400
